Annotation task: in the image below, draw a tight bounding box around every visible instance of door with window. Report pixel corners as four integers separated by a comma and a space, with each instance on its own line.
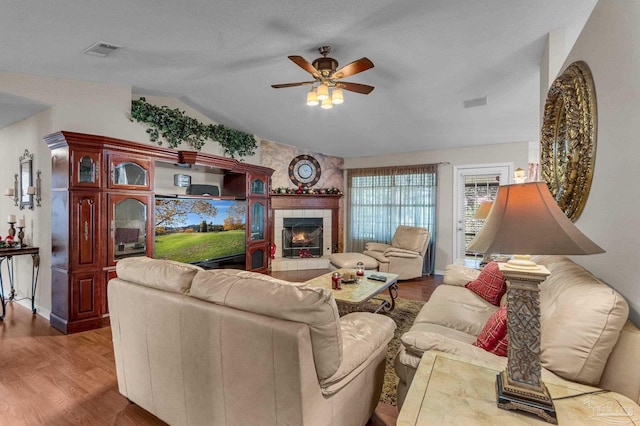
453, 164, 512, 267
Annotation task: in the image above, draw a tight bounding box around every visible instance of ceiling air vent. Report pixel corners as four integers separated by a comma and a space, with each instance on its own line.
82, 42, 122, 57
463, 97, 488, 108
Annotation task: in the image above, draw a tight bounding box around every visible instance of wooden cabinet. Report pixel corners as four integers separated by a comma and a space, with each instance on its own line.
72, 192, 101, 267
46, 131, 273, 333
225, 172, 271, 272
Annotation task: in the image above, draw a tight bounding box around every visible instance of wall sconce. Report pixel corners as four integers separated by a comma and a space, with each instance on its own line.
25, 170, 42, 208
5, 174, 19, 206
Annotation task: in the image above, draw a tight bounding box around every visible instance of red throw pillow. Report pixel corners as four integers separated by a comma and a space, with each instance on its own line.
465, 261, 506, 306
472, 305, 508, 356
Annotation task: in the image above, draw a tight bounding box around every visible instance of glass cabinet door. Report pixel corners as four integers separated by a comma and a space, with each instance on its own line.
111, 195, 149, 262
108, 155, 152, 190
250, 200, 265, 241
251, 178, 265, 195
72, 150, 101, 188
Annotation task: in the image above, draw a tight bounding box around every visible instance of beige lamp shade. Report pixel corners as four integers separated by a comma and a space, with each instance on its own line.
474, 201, 493, 219
468, 182, 604, 255
306, 89, 319, 106
316, 84, 329, 100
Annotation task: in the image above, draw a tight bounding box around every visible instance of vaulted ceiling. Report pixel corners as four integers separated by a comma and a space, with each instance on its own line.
0, 0, 596, 157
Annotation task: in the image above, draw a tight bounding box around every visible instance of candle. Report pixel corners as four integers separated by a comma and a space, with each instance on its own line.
17, 219, 25, 227
4, 188, 14, 197
7, 215, 16, 223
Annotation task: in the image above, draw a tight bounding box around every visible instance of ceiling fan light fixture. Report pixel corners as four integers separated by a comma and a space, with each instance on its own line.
320, 97, 333, 109
331, 88, 344, 104
306, 88, 319, 106
317, 84, 329, 100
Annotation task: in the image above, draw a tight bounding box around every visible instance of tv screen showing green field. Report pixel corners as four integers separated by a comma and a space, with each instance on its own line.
154, 197, 246, 265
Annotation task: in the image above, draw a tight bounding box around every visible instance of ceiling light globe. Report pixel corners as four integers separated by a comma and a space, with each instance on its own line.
320, 97, 333, 109
317, 84, 329, 100
332, 88, 344, 104
306, 90, 319, 106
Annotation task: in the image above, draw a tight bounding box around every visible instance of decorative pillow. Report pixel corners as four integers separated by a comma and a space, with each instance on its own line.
465, 261, 506, 306
472, 305, 508, 356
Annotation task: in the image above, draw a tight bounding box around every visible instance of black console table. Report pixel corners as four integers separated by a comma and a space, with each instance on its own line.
0, 246, 40, 320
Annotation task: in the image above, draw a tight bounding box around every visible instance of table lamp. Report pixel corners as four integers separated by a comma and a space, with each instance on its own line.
474, 201, 493, 220
473, 201, 494, 266
468, 181, 604, 423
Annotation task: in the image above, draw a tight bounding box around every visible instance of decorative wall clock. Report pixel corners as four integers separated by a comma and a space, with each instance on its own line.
289, 155, 321, 187
541, 61, 597, 222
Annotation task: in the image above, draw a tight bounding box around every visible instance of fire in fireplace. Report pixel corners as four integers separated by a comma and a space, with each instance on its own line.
282, 218, 323, 258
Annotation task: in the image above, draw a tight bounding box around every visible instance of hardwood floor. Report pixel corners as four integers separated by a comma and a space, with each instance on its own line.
0, 271, 441, 425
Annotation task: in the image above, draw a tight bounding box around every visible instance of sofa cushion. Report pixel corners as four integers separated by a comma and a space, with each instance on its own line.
320, 312, 396, 394
532, 256, 629, 385
189, 268, 343, 381
401, 322, 477, 358
391, 225, 429, 253
115, 256, 202, 294
414, 285, 497, 336
472, 305, 508, 356
465, 262, 506, 306
443, 264, 481, 286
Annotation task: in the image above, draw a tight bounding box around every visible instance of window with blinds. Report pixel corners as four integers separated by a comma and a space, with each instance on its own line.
347, 164, 438, 275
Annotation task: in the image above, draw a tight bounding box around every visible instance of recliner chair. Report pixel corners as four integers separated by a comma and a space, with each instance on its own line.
362, 225, 430, 280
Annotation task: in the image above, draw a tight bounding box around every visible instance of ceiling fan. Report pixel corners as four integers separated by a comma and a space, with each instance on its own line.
271, 46, 374, 108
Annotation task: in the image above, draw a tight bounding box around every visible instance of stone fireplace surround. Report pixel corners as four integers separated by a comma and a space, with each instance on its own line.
270, 194, 342, 271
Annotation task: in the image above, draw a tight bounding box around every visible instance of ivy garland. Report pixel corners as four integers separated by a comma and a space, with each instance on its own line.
130, 97, 257, 159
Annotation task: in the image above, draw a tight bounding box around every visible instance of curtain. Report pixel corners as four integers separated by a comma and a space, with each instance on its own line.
346, 163, 438, 275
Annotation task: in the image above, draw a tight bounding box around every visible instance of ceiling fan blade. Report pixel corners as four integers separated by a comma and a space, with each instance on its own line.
271, 81, 316, 89
288, 55, 320, 78
333, 57, 374, 79
339, 82, 375, 95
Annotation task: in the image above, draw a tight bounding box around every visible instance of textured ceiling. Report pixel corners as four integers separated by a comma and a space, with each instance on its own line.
0, 0, 596, 157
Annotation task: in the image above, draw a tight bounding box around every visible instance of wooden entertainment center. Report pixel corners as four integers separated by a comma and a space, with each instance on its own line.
46, 131, 273, 334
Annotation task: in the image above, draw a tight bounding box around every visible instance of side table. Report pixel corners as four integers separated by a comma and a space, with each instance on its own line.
398, 351, 639, 425
0, 246, 40, 319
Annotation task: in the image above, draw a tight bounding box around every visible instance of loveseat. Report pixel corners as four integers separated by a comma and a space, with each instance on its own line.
394, 255, 640, 409
108, 257, 396, 426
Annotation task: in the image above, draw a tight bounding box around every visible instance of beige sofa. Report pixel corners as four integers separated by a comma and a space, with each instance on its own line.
394, 255, 640, 408
108, 257, 396, 426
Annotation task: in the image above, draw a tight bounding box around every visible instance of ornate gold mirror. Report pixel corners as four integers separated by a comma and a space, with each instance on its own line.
541, 61, 597, 222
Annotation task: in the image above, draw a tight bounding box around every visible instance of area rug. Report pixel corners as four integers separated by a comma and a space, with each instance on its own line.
339, 296, 425, 406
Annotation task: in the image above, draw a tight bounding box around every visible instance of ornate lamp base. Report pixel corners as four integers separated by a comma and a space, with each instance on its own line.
497, 262, 558, 424
496, 371, 557, 424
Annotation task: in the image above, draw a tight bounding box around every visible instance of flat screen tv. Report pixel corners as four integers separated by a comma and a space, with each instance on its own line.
154, 196, 246, 268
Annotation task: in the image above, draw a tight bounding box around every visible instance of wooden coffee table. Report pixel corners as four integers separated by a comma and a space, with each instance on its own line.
306, 268, 399, 313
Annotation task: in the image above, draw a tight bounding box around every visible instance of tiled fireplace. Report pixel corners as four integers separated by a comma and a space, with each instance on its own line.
270, 194, 342, 271
282, 217, 324, 258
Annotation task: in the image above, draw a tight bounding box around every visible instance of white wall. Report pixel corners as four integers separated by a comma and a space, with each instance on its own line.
344, 141, 529, 272
555, 0, 640, 325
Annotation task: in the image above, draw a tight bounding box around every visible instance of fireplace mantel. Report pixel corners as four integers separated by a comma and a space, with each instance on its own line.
270, 194, 343, 253
270, 194, 342, 210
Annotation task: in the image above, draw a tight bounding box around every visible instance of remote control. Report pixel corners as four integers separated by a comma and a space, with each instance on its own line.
368, 274, 387, 282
